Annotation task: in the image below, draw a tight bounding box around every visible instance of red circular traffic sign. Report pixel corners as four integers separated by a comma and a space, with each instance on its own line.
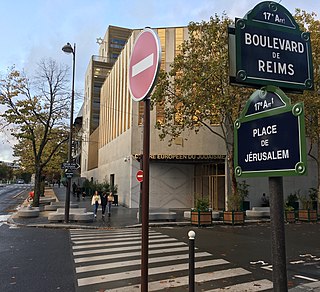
128, 28, 161, 102
136, 170, 144, 183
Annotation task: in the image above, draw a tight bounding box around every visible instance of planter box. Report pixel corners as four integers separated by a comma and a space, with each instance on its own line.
223, 211, 245, 225
191, 210, 212, 227
285, 210, 295, 223
298, 209, 317, 222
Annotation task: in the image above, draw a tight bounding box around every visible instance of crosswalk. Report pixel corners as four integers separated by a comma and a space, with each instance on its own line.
70, 228, 273, 291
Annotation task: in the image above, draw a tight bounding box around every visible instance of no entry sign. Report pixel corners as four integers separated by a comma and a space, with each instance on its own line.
128, 28, 161, 102
136, 170, 144, 182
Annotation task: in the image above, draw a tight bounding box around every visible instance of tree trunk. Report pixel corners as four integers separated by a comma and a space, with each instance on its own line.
33, 166, 42, 207
317, 135, 320, 212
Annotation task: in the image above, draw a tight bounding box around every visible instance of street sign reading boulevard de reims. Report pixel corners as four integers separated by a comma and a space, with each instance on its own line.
231, 1, 313, 91
234, 85, 307, 178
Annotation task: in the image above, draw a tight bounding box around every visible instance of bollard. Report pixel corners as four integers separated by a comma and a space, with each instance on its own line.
188, 230, 196, 292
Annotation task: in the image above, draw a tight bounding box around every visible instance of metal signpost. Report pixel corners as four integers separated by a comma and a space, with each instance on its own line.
128, 28, 161, 292
232, 2, 313, 291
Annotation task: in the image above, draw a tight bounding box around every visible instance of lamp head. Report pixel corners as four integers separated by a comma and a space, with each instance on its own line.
62, 42, 74, 54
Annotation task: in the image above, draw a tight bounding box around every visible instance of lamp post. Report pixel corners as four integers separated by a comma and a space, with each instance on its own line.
62, 42, 76, 223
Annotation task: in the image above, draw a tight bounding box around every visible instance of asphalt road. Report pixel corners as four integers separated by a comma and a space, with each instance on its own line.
0, 224, 75, 292
153, 223, 320, 289
0, 184, 31, 214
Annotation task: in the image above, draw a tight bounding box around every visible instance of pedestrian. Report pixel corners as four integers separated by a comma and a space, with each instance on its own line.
100, 191, 108, 218
57, 179, 61, 188
107, 192, 114, 217
72, 182, 77, 196
91, 191, 101, 218
261, 193, 269, 207
76, 186, 81, 201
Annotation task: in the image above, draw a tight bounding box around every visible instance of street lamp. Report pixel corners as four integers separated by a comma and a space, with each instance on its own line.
62, 42, 76, 223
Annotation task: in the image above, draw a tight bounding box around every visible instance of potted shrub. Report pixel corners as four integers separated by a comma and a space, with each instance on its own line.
284, 205, 295, 223
223, 181, 248, 225
191, 198, 212, 227
285, 192, 299, 223
298, 189, 317, 222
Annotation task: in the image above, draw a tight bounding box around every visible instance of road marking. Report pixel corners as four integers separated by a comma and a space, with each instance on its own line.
104, 268, 252, 291
73, 240, 186, 256
74, 246, 189, 263
77, 259, 234, 286
132, 53, 154, 77
261, 265, 273, 271
206, 279, 273, 291
76, 252, 219, 273
71, 234, 168, 245
70, 229, 268, 291
72, 236, 173, 250
294, 275, 319, 282
0, 215, 10, 226
290, 260, 305, 264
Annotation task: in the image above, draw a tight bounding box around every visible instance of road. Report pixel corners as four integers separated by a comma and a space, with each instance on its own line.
0, 184, 32, 227
0, 223, 75, 292
0, 184, 31, 214
0, 186, 319, 292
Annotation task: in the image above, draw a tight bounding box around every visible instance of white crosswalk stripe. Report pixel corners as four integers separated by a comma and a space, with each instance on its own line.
70, 228, 273, 291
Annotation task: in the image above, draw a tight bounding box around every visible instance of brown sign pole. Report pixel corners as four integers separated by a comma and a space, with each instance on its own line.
269, 177, 288, 291
141, 97, 150, 292
128, 28, 161, 292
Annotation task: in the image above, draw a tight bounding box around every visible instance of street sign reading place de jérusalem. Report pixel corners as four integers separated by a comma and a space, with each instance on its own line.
234, 85, 307, 177
230, 1, 313, 91
128, 28, 161, 102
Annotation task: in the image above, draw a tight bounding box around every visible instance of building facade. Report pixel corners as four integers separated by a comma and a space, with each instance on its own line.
80, 25, 317, 211
81, 25, 228, 210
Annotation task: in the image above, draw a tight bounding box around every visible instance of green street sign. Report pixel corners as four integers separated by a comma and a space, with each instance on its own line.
230, 1, 313, 91
234, 85, 307, 177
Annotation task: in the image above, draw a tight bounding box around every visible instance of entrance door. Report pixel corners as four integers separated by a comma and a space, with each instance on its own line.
194, 163, 225, 210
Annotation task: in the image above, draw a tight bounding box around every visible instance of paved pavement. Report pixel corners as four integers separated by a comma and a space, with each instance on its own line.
7, 186, 320, 291
9, 186, 189, 229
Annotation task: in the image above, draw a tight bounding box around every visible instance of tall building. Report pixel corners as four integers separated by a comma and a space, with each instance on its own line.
81, 25, 227, 210
80, 25, 317, 211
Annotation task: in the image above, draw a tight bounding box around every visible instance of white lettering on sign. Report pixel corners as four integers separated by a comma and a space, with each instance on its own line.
252, 125, 277, 137
244, 149, 289, 162
244, 33, 304, 53
254, 98, 274, 112
132, 53, 154, 77
258, 60, 294, 75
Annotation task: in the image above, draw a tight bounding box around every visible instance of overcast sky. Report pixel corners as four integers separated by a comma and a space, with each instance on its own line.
0, 0, 319, 162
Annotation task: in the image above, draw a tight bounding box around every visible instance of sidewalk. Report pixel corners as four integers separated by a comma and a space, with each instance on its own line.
9, 186, 189, 229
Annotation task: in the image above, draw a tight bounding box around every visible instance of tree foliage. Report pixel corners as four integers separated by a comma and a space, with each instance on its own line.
0, 59, 70, 206
152, 14, 251, 203
0, 163, 13, 181
291, 10, 320, 208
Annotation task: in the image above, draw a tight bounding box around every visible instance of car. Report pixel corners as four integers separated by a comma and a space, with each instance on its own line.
16, 179, 25, 184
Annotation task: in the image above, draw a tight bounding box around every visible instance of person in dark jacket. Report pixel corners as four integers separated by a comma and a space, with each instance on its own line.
100, 191, 108, 218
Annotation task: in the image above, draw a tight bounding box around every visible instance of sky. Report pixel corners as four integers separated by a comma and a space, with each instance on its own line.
0, 0, 319, 162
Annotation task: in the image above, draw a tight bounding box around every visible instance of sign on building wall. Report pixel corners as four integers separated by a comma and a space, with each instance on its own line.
230, 1, 313, 91
234, 85, 307, 177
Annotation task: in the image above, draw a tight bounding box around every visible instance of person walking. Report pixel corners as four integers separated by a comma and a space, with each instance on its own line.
100, 191, 108, 218
107, 192, 114, 217
91, 191, 101, 218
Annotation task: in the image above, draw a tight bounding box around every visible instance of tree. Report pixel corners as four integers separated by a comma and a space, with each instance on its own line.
152, 15, 251, 204
0, 59, 70, 206
0, 163, 13, 182
291, 10, 320, 210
